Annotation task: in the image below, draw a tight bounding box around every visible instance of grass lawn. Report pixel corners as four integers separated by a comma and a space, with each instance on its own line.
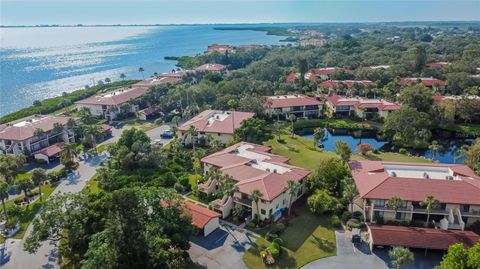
264, 135, 430, 171
1, 183, 56, 241
121, 118, 156, 132
243, 205, 336, 269
96, 142, 113, 153
456, 123, 480, 137
87, 179, 100, 194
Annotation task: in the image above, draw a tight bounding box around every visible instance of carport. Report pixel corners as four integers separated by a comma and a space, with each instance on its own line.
368, 224, 480, 252
34, 143, 63, 164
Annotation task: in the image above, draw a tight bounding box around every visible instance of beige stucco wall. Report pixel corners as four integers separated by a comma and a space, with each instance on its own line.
204, 217, 220, 236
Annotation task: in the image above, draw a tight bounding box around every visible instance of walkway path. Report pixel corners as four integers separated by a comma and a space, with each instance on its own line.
2, 153, 108, 269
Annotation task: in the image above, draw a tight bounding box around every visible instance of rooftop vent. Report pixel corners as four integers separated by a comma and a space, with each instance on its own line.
216, 115, 220, 119
391, 172, 397, 177
266, 168, 270, 172
446, 176, 454, 180
273, 169, 277, 173
250, 159, 258, 164
423, 172, 430, 179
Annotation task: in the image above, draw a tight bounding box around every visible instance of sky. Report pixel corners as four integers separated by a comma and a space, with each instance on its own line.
1, 0, 479, 26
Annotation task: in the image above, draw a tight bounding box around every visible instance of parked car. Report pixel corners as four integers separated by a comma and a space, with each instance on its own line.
160, 130, 174, 138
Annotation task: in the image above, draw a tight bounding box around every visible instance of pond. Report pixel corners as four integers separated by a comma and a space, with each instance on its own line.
301, 129, 473, 164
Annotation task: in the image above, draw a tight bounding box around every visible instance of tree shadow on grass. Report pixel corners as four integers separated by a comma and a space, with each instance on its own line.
362, 153, 381, 161
310, 235, 336, 253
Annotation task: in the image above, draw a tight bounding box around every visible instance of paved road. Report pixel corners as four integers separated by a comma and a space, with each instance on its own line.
189, 226, 254, 269
2, 153, 108, 269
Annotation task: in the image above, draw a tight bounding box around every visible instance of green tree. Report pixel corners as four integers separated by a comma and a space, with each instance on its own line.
60, 143, 77, 167
389, 247, 414, 269
78, 106, 95, 125
227, 99, 237, 134
31, 168, 48, 202
287, 114, 297, 137
33, 128, 45, 138
0, 154, 26, 183
439, 243, 469, 269
420, 195, 439, 226
16, 176, 33, 199
342, 178, 359, 213
383, 106, 432, 148
386, 196, 405, 217
233, 118, 272, 144
0, 182, 9, 221
398, 84, 434, 113
313, 127, 325, 148
307, 157, 349, 196
172, 115, 181, 126
297, 57, 309, 87
307, 189, 339, 215
335, 141, 352, 165
286, 180, 301, 216
186, 126, 198, 151
249, 189, 263, 220
138, 67, 145, 79
428, 140, 441, 160
120, 73, 126, 81
465, 139, 480, 174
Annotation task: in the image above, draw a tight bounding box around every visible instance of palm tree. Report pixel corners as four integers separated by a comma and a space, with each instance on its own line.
428, 140, 441, 160
389, 247, 414, 269
0, 182, 9, 221
272, 109, 281, 121
343, 182, 359, 213
172, 115, 181, 126
287, 114, 296, 137
454, 144, 470, 164
420, 195, 439, 226
335, 141, 352, 165
31, 168, 48, 202
286, 180, 301, 216
33, 128, 45, 138
105, 77, 111, 83
60, 143, 77, 167
16, 177, 33, 200
120, 73, 126, 81
138, 67, 145, 79
187, 126, 198, 151
249, 189, 263, 220
386, 196, 405, 218
313, 127, 325, 147
0, 154, 26, 184
228, 99, 237, 133
84, 125, 102, 151
78, 107, 94, 125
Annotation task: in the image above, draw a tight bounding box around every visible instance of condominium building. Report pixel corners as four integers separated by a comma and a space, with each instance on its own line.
200, 142, 310, 221
349, 160, 480, 230
0, 115, 74, 156
177, 110, 254, 145
264, 94, 323, 119
399, 77, 446, 91
325, 95, 400, 119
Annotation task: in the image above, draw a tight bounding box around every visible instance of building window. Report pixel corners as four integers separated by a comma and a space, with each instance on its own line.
373, 211, 384, 219
276, 204, 279, 209
374, 200, 385, 207
396, 212, 406, 220
283, 199, 286, 205
217, 133, 221, 136
260, 209, 266, 215
269, 209, 273, 215
460, 204, 470, 213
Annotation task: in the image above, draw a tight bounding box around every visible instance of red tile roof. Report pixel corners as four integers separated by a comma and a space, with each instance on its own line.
399, 77, 446, 87
286, 72, 299, 83
369, 225, 480, 250
100, 124, 112, 133
76, 87, 148, 106
318, 80, 374, 89
0, 115, 71, 141
426, 62, 451, 69
201, 142, 310, 201
310, 67, 336, 76
326, 95, 400, 111
133, 76, 181, 87
266, 95, 322, 109
349, 160, 480, 205
185, 201, 220, 229
35, 143, 63, 157
178, 110, 254, 134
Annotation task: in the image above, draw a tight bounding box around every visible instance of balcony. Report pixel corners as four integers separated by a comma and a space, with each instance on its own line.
372, 204, 411, 212
234, 197, 252, 207
411, 207, 449, 215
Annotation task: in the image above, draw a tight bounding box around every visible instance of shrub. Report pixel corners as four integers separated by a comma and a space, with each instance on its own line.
470, 220, 480, 235
48, 170, 67, 182
374, 216, 384, 225
270, 223, 286, 234
331, 215, 341, 228
352, 211, 364, 222
265, 232, 278, 241
372, 148, 379, 154
154, 118, 163, 125
269, 245, 280, 258
246, 222, 256, 229
356, 143, 372, 155
346, 218, 362, 229
277, 138, 286, 144
399, 148, 407, 154
341, 211, 353, 222
272, 238, 283, 246
173, 182, 184, 193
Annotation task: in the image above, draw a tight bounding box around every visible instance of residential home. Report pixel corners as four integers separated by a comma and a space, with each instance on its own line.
426, 61, 451, 69
318, 80, 374, 92
399, 77, 446, 91
205, 44, 235, 54
349, 160, 480, 230
264, 94, 323, 119
325, 95, 400, 119
286, 68, 337, 83
177, 110, 254, 145
299, 38, 326, 47
75, 86, 148, 121
200, 142, 310, 221
195, 64, 227, 73
0, 115, 74, 157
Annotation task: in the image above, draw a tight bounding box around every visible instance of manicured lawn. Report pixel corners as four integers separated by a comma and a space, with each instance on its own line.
243, 205, 336, 269
264, 135, 430, 171
1, 183, 56, 241
456, 123, 480, 137
87, 179, 100, 194
96, 142, 113, 153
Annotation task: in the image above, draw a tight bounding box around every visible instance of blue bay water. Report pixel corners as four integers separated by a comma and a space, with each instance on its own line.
0, 25, 287, 116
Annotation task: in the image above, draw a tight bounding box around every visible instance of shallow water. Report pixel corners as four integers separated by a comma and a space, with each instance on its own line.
0, 25, 287, 116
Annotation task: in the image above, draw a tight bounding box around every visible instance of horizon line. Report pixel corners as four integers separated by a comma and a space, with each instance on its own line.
2, 20, 480, 28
